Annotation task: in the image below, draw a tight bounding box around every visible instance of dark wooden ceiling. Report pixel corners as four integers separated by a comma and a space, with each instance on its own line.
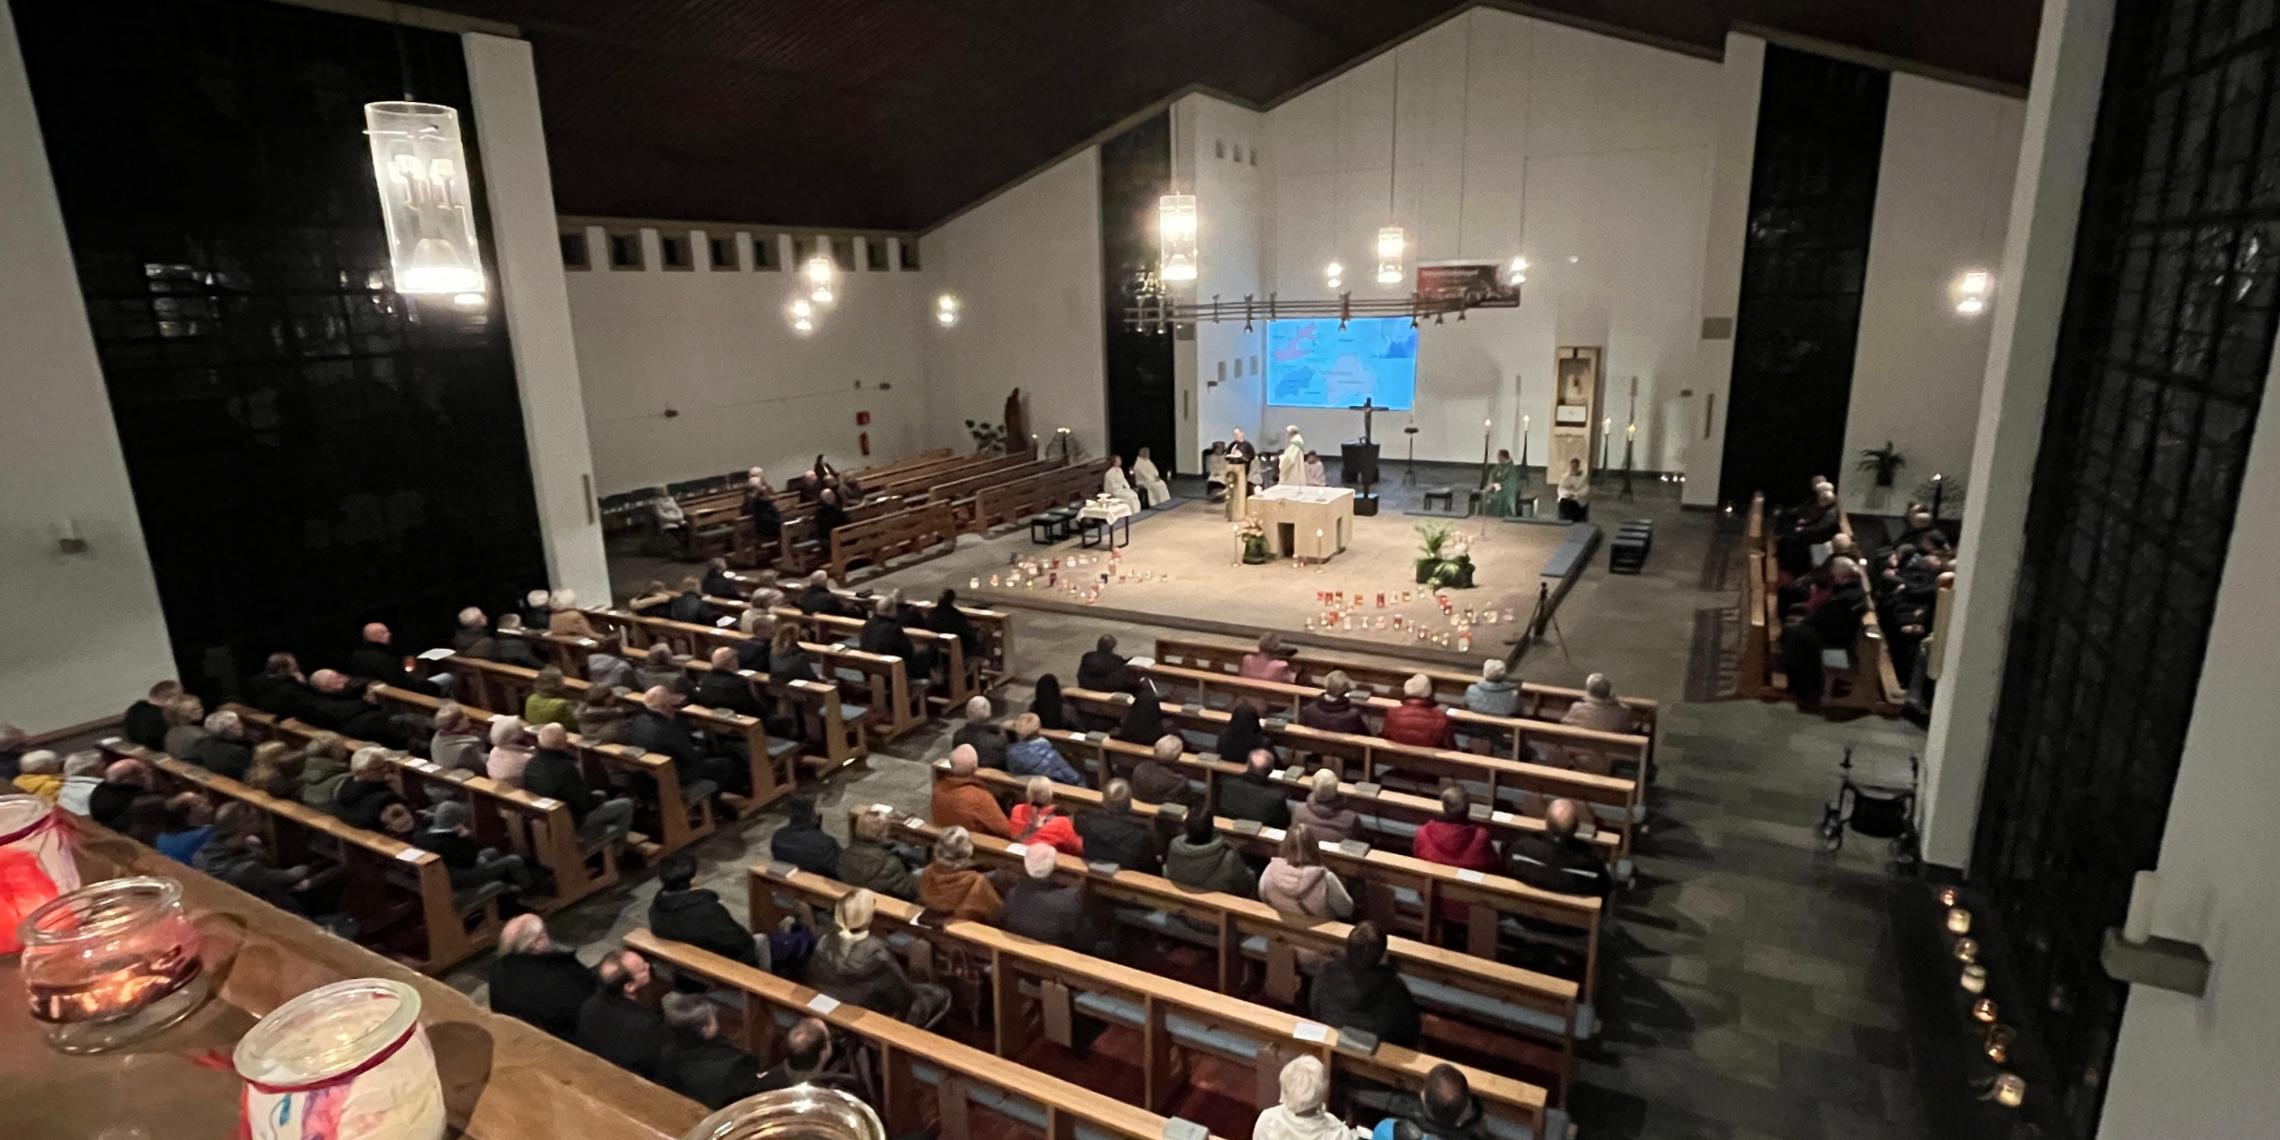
418, 0, 2042, 232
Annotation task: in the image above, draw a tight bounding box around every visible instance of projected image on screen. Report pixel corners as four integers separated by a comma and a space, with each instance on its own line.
1265, 317, 1420, 410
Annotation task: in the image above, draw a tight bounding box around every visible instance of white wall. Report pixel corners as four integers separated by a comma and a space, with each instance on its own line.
921, 148, 1107, 458
567, 230, 930, 493
1264, 9, 1722, 468
1918, 0, 2111, 868
1842, 74, 2025, 515
0, 0, 176, 731
1177, 93, 1270, 474
1679, 34, 1766, 507
463, 33, 611, 601
2098, 338, 2280, 1136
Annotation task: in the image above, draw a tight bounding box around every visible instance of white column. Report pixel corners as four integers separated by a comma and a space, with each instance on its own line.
461, 32, 610, 603
1678, 33, 1763, 507
1915, 0, 2116, 867
0, 0, 175, 729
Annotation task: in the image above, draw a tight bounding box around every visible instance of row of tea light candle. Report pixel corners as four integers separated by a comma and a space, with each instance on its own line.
1941, 886, 2027, 1110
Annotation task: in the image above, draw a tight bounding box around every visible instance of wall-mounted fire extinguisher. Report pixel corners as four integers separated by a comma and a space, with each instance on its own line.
856, 410, 872, 456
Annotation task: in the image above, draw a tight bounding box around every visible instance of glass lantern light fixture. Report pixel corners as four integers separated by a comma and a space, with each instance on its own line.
1952, 268, 1994, 316
1375, 226, 1407, 285
364, 102, 485, 299
934, 293, 961, 328
804, 254, 836, 305
1324, 260, 1344, 290
787, 297, 815, 335
1158, 194, 1198, 284
1506, 255, 1529, 285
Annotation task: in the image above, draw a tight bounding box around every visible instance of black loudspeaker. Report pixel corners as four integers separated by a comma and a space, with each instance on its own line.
1354, 494, 1380, 517
1340, 443, 1380, 486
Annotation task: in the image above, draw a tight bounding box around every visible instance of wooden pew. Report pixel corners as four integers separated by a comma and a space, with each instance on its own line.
1128, 661, 1653, 781
725, 573, 1019, 683
871, 812, 1584, 1102
745, 866, 1567, 1136
1032, 729, 1626, 873
1149, 635, 1660, 746
636, 591, 980, 711
357, 678, 723, 857
971, 458, 1113, 531
827, 499, 960, 580
441, 648, 866, 775
625, 931, 1212, 1140
1750, 494, 1906, 712
587, 608, 927, 742
935, 757, 1609, 1002
219, 702, 610, 906
98, 741, 497, 973
926, 457, 1060, 530
1062, 686, 1645, 856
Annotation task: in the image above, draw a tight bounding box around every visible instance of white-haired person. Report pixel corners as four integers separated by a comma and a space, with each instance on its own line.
1560, 672, 1639, 735
807, 888, 952, 1028
335, 746, 406, 829
162, 693, 211, 759
1003, 843, 1110, 954
736, 587, 784, 637
1253, 1055, 1367, 1140
547, 588, 602, 640
485, 716, 536, 786
797, 569, 858, 619
489, 914, 596, 1040
917, 825, 1004, 923
933, 744, 1013, 838
1290, 769, 1359, 844
950, 695, 1008, 769
1463, 659, 1520, 718
430, 702, 486, 773
1380, 673, 1455, 750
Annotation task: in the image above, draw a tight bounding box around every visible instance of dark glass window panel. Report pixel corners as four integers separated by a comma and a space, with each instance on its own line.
12, 0, 547, 699
1974, 3, 2278, 1135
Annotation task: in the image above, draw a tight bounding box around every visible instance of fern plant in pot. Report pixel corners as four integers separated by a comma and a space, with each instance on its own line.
1858, 441, 1906, 488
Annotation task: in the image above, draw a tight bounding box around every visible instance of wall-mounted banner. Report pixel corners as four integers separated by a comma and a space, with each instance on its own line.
1415, 261, 1519, 308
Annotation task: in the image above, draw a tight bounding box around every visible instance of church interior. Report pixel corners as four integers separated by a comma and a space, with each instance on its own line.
2, 1, 2274, 1138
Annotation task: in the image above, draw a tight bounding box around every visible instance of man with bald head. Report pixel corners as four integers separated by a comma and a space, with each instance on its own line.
757, 1016, 869, 1097
1002, 843, 1109, 955
621, 685, 746, 795
347, 620, 442, 695
950, 695, 1009, 769
1076, 778, 1160, 873
577, 949, 666, 1077
932, 743, 1012, 838
1502, 798, 1610, 900
693, 646, 767, 719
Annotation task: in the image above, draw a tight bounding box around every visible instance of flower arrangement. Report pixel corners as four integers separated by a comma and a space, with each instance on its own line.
1414, 522, 1476, 588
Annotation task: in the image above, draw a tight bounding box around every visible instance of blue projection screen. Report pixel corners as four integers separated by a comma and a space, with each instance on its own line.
1264, 317, 1420, 410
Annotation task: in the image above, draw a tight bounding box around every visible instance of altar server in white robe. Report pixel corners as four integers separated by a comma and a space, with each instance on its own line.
1131, 447, 1171, 507
1103, 456, 1144, 514
1278, 426, 1307, 487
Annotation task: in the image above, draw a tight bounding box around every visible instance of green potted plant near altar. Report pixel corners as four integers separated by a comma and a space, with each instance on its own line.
1414, 523, 1475, 588
1234, 516, 1269, 564
1858, 440, 1905, 508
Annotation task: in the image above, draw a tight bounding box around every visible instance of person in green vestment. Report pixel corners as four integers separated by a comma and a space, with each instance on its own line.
1480, 449, 1519, 517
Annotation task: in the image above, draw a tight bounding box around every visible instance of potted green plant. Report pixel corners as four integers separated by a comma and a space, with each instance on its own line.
1858, 441, 1906, 489
1413, 523, 1476, 588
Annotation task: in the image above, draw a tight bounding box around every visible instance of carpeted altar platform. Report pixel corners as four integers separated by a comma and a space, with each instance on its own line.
967, 498, 1589, 667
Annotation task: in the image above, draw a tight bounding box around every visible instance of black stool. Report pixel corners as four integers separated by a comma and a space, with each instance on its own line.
1029, 508, 1075, 544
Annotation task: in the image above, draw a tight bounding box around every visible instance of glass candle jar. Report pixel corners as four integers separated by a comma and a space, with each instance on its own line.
683, 1085, 885, 1140
18, 875, 209, 1053
0, 794, 81, 954
236, 978, 445, 1140
1960, 964, 1988, 993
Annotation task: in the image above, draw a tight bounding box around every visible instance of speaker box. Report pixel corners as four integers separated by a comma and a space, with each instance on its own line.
1354, 494, 1380, 517
1339, 442, 1381, 486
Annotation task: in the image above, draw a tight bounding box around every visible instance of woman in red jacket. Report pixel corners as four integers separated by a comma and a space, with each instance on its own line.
1009, 775, 1084, 856
1379, 673, 1455, 750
